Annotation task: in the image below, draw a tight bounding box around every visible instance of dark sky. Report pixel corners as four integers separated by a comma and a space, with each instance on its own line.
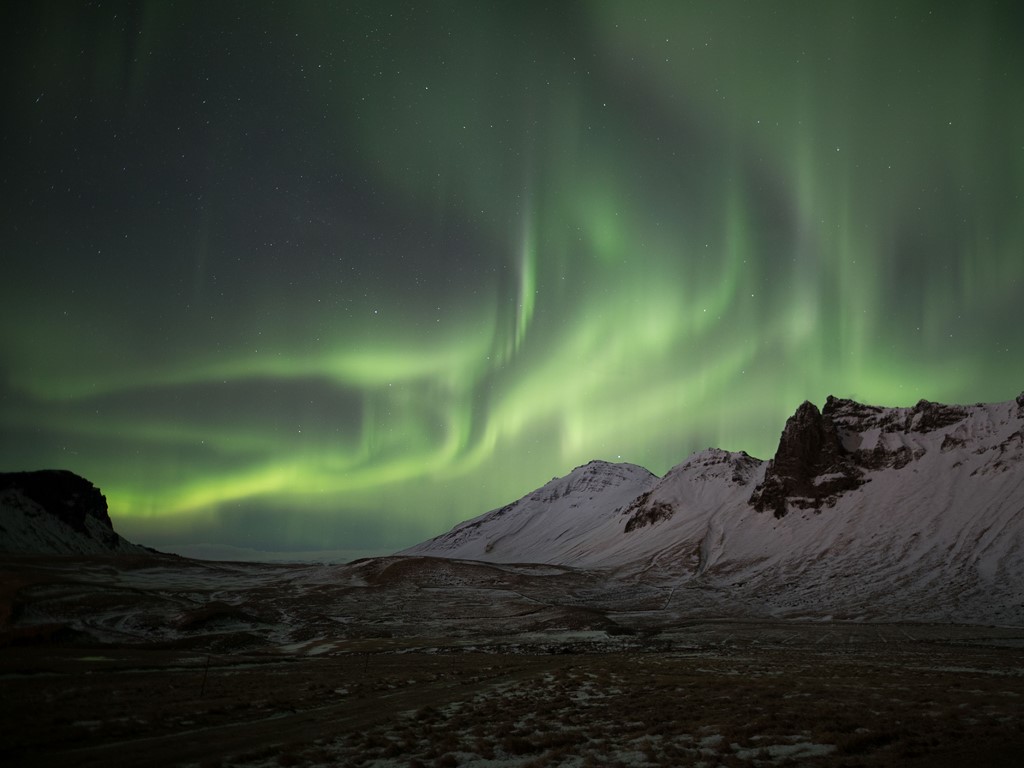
2, 1, 1022, 559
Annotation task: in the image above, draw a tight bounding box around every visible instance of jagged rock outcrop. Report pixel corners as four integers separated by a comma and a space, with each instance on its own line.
748, 395, 1006, 517
0, 470, 146, 554
2, 470, 112, 534
826, 396, 967, 437
622, 491, 674, 532
748, 401, 863, 517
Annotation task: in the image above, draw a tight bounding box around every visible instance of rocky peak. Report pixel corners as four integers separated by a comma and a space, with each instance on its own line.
749, 400, 863, 518
0, 469, 145, 554
821, 396, 885, 426
0, 470, 113, 533
905, 399, 969, 433
775, 401, 838, 473
747, 394, 1003, 518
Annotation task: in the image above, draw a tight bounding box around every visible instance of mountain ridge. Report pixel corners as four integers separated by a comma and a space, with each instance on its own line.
403, 392, 1024, 624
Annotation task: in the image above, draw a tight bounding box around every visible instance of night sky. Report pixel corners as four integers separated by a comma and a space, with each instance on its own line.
2, 2, 1022, 559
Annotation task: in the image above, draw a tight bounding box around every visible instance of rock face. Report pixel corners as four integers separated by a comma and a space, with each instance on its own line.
0, 470, 146, 555
748, 401, 863, 517
748, 396, 986, 517
1, 470, 112, 534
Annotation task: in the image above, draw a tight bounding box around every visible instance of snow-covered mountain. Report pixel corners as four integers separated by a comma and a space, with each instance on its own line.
402, 459, 657, 566
0, 470, 148, 555
403, 393, 1024, 623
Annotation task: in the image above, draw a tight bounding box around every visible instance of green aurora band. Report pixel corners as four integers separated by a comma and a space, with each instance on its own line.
1, 2, 1022, 556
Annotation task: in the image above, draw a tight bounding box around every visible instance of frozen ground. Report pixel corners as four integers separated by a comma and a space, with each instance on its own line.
2, 553, 1024, 767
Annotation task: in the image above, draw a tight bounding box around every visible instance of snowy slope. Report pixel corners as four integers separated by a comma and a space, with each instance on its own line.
402, 449, 766, 571
402, 460, 658, 566
708, 396, 1024, 623
404, 394, 1024, 623
0, 471, 148, 556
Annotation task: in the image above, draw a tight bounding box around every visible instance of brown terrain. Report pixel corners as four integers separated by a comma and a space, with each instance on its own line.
2, 553, 1023, 767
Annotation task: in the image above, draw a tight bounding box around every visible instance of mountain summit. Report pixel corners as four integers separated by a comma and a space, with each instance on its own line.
404, 393, 1024, 623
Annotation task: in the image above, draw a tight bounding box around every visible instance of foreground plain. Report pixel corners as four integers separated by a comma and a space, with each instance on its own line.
2, 554, 1023, 767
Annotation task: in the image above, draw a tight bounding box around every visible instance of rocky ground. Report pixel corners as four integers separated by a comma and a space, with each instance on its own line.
2, 554, 1023, 767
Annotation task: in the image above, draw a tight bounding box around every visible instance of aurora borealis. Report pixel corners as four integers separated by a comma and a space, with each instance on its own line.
2, 2, 1022, 559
